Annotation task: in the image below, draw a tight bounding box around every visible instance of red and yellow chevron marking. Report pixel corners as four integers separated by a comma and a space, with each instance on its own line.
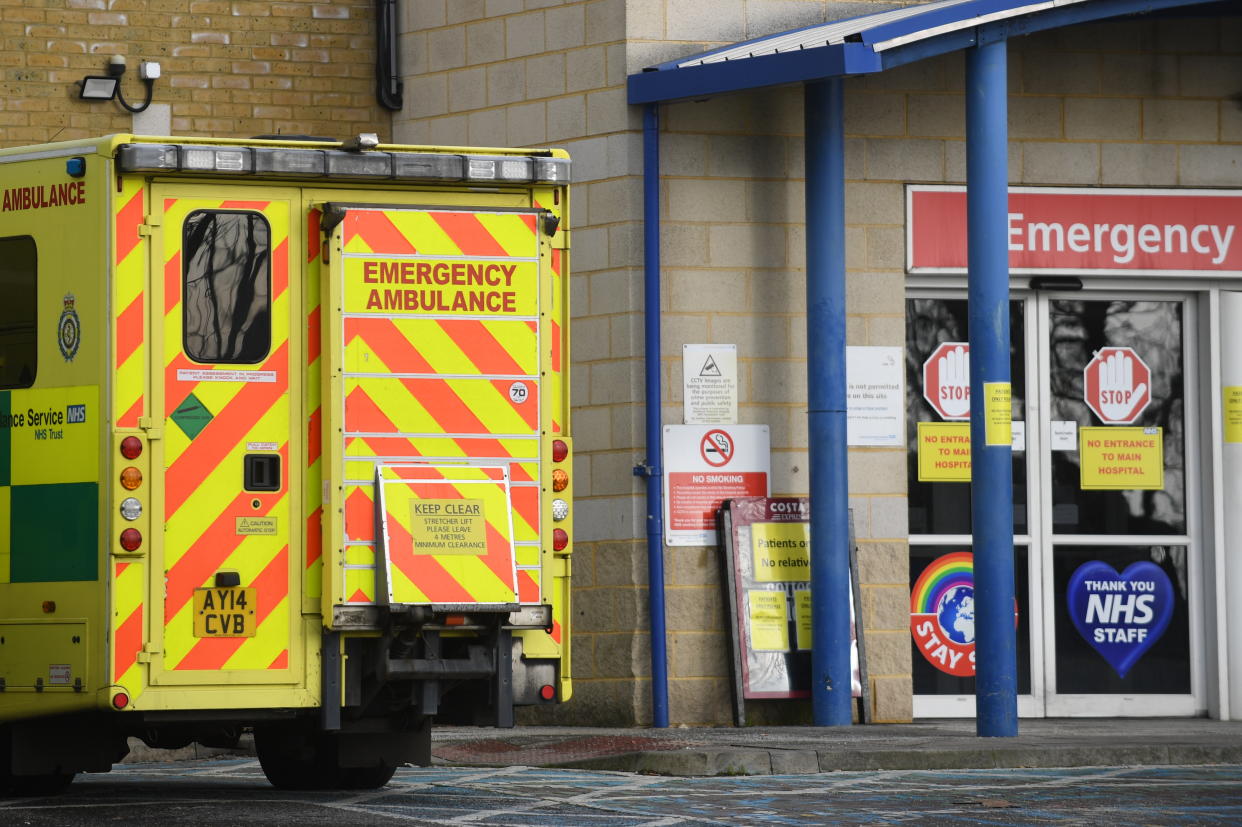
114, 182, 146, 428
112, 561, 145, 695
343, 209, 538, 258
305, 207, 324, 600
159, 196, 293, 675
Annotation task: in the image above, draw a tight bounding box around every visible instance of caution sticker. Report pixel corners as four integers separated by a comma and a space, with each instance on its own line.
409, 498, 488, 555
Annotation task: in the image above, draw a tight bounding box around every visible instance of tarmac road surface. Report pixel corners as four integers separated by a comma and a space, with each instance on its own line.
1, 758, 1240, 825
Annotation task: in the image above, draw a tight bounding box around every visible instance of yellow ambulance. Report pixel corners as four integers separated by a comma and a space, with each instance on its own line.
0, 134, 572, 791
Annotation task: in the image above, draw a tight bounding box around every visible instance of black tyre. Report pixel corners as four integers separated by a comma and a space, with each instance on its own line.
339, 762, 398, 789
6, 773, 75, 797
254, 725, 335, 790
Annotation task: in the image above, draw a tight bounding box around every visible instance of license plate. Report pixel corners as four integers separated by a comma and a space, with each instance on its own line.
192, 587, 257, 637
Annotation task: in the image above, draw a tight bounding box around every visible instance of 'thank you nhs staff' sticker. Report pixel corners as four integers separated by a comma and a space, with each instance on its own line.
1067, 560, 1173, 678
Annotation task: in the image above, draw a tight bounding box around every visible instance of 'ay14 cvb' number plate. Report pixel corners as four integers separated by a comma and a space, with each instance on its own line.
193, 586, 257, 637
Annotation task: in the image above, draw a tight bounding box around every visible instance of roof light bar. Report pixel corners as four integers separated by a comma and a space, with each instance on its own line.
117, 144, 570, 184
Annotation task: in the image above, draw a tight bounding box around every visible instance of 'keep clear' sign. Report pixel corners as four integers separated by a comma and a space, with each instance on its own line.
1066, 560, 1174, 678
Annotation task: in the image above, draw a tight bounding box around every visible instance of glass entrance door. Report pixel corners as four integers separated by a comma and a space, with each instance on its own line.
906, 293, 1202, 717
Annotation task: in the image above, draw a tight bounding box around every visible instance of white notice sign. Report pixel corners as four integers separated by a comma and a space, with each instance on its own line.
683, 344, 738, 425
846, 346, 904, 446
1051, 420, 1078, 451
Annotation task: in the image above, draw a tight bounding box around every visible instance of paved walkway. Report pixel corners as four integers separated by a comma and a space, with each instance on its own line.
429, 719, 1242, 776
123, 718, 1242, 777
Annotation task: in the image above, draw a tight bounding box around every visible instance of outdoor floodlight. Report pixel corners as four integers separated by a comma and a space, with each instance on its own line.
79, 76, 118, 101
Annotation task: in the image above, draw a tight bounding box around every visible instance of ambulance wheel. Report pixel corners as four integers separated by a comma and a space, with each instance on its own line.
254, 725, 336, 790
339, 763, 398, 789
6, 773, 75, 797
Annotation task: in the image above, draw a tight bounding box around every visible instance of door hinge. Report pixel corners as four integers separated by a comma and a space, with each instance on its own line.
138, 416, 162, 440
135, 644, 160, 663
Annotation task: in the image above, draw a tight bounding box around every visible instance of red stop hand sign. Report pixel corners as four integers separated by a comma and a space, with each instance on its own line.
923, 342, 971, 421
1083, 346, 1151, 424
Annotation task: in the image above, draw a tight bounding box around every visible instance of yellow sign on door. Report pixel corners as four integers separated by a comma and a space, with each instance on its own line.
917, 421, 972, 482
1079, 427, 1164, 490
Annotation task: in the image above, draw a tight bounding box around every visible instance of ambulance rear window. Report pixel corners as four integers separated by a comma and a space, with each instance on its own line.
0, 236, 36, 389
183, 210, 271, 364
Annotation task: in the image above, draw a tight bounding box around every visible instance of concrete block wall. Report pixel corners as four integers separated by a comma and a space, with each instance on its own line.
638, 0, 914, 725
393, 3, 1242, 726
394, 0, 652, 726
0, 0, 386, 146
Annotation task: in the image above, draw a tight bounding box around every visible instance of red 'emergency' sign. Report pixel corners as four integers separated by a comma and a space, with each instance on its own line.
1084, 346, 1151, 424
923, 342, 971, 421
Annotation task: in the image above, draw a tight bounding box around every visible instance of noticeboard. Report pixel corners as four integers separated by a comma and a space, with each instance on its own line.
717, 497, 870, 726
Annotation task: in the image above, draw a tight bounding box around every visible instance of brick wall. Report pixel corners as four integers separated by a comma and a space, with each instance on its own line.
0, 0, 388, 147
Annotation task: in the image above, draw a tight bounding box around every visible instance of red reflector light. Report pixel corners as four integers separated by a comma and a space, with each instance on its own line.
119, 529, 142, 551
553, 528, 568, 551
41, 601, 56, 614
444, 614, 467, 626
539, 684, 555, 701
552, 440, 568, 462
112, 693, 129, 710
120, 436, 143, 459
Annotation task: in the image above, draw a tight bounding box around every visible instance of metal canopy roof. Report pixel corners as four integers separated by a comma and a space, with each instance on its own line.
627, 0, 1226, 104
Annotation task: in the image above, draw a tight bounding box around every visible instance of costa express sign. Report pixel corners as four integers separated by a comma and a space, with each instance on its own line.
908, 186, 1242, 273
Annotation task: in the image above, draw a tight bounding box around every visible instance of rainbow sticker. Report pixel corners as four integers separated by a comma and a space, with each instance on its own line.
910, 551, 976, 677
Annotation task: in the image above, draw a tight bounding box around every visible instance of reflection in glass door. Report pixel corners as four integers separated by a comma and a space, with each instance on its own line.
906, 294, 1201, 717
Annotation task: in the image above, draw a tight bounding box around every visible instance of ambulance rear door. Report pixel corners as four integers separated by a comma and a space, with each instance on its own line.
321, 204, 545, 618
147, 185, 304, 692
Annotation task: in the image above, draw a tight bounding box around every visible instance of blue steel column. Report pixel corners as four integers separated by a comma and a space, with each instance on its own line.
965, 38, 1018, 737
804, 78, 853, 726
642, 103, 670, 728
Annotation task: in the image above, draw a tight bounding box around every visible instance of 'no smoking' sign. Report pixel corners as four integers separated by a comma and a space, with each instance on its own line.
663, 425, 770, 545
700, 429, 734, 467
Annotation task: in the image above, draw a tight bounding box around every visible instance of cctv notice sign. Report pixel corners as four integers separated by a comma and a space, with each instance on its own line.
663, 425, 769, 546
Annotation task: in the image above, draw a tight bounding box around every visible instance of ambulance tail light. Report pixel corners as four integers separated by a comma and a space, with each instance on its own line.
119, 529, 142, 552
552, 439, 568, 463
120, 467, 143, 490
551, 468, 568, 492
552, 528, 569, 552
120, 436, 142, 459
112, 692, 130, 710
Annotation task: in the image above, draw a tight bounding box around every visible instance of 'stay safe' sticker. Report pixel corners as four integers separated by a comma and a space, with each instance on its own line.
1066, 560, 1174, 678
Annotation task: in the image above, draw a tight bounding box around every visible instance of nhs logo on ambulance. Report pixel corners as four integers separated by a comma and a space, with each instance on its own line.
66, 404, 86, 424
